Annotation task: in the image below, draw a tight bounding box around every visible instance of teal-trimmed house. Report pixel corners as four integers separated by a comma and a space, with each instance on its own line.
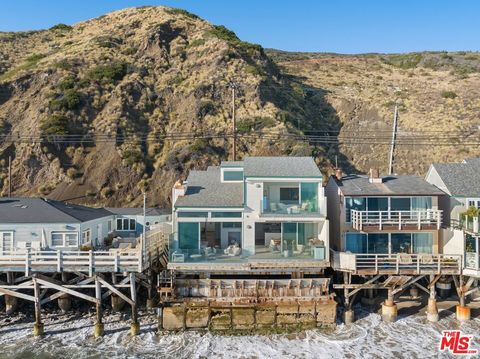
169, 156, 330, 273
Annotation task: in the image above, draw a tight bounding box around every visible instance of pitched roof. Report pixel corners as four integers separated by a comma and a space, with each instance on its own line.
106, 207, 170, 216
431, 158, 480, 197
243, 157, 321, 178
175, 166, 243, 208
220, 161, 244, 168
334, 175, 445, 196
0, 198, 111, 223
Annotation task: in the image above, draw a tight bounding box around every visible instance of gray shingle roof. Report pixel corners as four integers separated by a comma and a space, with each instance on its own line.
431, 159, 480, 197
243, 157, 321, 178
175, 167, 244, 208
0, 198, 111, 223
106, 207, 170, 216
221, 161, 244, 167
335, 175, 445, 196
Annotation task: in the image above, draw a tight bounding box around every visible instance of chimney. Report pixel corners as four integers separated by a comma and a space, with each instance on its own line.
335, 168, 343, 181
172, 179, 186, 208
369, 168, 383, 183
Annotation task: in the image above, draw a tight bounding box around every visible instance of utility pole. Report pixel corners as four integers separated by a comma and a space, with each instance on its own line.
142, 191, 146, 264
8, 155, 11, 197
388, 105, 398, 176
229, 82, 239, 161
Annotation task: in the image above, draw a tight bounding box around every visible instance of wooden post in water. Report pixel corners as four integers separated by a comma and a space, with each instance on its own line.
94, 275, 104, 337
33, 276, 44, 336
130, 273, 140, 335
5, 272, 17, 315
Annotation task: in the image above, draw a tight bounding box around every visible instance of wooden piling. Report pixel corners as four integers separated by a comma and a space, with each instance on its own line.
33, 276, 44, 336
130, 273, 140, 335
94, 276, 104, 337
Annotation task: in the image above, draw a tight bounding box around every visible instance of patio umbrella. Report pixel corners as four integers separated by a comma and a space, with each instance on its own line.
41, 228, 47, 249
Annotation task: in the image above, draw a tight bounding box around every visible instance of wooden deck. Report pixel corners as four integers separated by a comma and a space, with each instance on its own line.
331, 250, 462, 275
0, 224, 171, 275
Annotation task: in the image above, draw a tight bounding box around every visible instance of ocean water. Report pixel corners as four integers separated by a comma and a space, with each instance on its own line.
0, 307, 478, 359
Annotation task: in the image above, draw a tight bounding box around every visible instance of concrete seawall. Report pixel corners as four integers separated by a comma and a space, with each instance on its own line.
162, 299, 337, 332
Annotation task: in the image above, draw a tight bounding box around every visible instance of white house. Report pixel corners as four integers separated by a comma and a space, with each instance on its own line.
169, 156, 329, 274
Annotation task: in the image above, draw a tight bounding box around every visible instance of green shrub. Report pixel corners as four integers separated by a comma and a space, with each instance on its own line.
190, 139, 208, 152
40, 113, 69, 136
58, 76, 75, 90
49, 89, 80, 111
197, 99, 216, 118
382, 53, 423, 69
50, 23, 72, 31
165, 8, 199, 19
441, 90, 457, 99
55, 59, 72, 70
188, 38, 206, 48
84, 61, 127, 84
26, 53, 46, 63
121, 148, 143, 166
237, 116, 276, 133
207, 25, 262, 56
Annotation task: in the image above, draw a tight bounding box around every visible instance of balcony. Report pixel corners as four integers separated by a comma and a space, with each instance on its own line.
458, 214, 480, 234
351, 209, 442, 232
331, 250, 462, 275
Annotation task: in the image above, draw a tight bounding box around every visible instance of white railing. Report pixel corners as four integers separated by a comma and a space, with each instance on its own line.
331, 250, 462, 274
141, 223, 171, 271
351, 209, 442, 231
0, 249, 141, 276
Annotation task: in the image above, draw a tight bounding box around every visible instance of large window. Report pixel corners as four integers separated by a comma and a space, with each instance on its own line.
178, 222, 199, 251
368, 233, 389, 253
345, 232, 433, 254
211, 212, 242, 218
177, 211, 208, 218
345, 197, 366, 222
345, 232, 367, 253
280, 187, 299, 202
390, 198, 411, 211
117, 218, 136, 231
300, 183, 318, 212
223, 170, 243, 181
51, 231, 78, 248
0, 231, 13, 252
82, 229, 91, 244
367, 197, 388, 211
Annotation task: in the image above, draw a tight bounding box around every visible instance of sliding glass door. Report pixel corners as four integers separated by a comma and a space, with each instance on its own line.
345, 232, 433, 254
178, 222, 200, 253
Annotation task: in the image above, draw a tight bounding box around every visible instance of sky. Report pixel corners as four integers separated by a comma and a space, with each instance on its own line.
0, 0, 479, 54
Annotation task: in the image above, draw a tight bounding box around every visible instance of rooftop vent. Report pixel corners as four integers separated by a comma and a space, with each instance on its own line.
369, 168, 384, 184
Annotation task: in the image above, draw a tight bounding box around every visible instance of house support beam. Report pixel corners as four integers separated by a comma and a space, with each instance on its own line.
58, 272, 71, 313
343, 272, 354, 325
33, 276, 44, 336
94, 276, 104, 337
426, 275, 439, 322
453, 275, 471, 322
381, 288, 397, 323
130, 273, 140, 336
5, 272, 17, 315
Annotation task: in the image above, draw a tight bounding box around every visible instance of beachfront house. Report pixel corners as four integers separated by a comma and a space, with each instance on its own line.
426, 158, 480, 276
106, 207, 171, 238
168, 156, 330, 274
0, 197, 113, 251
325, 169, 462, 275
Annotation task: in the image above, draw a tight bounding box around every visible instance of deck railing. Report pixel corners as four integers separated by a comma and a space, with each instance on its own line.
331, 250, 462, 275
351, 209, 442, 231
0, 249, 141, 275
455, 215, 480, 234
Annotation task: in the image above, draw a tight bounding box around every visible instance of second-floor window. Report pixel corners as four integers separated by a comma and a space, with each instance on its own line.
51, 231, 78, 247
117, 218, 136, 231
467, 198, 480, 208
280, 188, 299, 202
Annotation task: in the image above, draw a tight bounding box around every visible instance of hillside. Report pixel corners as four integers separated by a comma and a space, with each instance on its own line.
1, 6, 479, 208
267, 49, 480, 175
0, 6, 335, 207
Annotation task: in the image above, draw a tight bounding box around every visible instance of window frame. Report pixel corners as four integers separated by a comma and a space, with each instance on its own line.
51, 231, 79, 248
82, 229, 91, 244
116, 218, 136, 231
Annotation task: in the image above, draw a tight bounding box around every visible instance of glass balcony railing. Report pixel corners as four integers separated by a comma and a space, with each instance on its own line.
460, 214, 480, 233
